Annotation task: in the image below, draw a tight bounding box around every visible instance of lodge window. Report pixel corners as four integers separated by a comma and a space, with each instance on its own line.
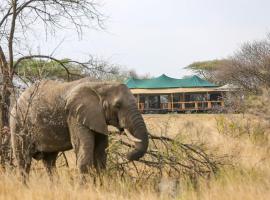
186, 93, 207, 101
210, 93, 222, 101
173, 94, 181, 102
160, 95, 169, 103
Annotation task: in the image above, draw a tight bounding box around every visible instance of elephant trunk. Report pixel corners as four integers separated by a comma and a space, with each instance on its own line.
125, 105, 149, 161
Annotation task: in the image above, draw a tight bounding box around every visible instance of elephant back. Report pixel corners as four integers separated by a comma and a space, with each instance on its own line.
13, 80, 71, 128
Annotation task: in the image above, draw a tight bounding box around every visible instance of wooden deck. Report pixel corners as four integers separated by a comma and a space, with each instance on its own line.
137, 100, 225, 113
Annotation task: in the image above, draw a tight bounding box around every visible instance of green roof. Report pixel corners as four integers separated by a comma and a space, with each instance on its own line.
125, 74, 217, 89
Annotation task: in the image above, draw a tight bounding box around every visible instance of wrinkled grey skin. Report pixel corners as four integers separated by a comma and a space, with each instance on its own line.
10, 78, 148, 181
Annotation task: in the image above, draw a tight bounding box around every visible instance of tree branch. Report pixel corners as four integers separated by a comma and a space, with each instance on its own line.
8, 0, 18, 75
0, 45, 8, 73
0, 7, 12, 28
13, 55, 83, 81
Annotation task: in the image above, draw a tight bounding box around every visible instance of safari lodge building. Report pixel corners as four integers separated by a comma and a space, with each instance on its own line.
125, 74, 229, 113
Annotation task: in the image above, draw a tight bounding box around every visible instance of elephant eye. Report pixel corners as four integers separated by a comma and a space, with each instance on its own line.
114, 101, 121, 109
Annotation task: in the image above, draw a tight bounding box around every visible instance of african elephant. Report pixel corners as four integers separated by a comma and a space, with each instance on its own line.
10, 78, 149, 181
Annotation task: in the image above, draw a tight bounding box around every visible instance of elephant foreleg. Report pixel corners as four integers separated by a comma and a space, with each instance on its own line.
76, 130, 95, 184
94, 133, 108, 172
77, 132, 95, 174
42, 152, 58, 178
69, 122, 95, 180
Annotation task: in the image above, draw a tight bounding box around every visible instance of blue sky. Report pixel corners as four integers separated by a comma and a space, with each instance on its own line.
37, 0, 270, 78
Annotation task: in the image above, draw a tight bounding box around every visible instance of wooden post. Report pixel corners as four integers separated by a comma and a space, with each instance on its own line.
171, 93, 174, 112
208, 101, 211, 109
221, 101, 225, 107
137, 94, 140, 111
221, 92, 225, 107
145, 95, 149, 111
207, 92, 211, 109
195, 101, 198, 110
182, 93, 185, 110
181, 103, 184, 110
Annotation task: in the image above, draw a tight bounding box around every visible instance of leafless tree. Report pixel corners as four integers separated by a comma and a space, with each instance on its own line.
0, 0, 104, 129
216, 33, 270, 93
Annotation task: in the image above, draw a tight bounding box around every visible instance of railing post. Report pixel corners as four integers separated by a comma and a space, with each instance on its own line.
195, 101, 198, 110
137, 94, 140, 110
208, 101, 211, 109
182, 102, 185, 110
171, 93, 174, 112
221, 101, 224, 107
141, 103, 144, 112
168, 102, 171, 110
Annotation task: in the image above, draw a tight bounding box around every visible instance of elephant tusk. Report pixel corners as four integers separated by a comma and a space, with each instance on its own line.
124, 129, 142, 143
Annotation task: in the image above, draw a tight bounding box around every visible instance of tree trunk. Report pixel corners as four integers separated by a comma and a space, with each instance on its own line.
0, 46, 12, 168
1, 77, 11, 127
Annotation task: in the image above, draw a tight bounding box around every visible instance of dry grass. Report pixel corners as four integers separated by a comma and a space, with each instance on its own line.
145, 114, 270, 200
1, 114, 270, 200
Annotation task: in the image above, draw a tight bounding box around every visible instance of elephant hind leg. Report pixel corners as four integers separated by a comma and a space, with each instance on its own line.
18, 157, 32, 185
94, 133, 108, 172
11, 133, 33, 184
42, 152, 58, 178
13, 143, 32, 184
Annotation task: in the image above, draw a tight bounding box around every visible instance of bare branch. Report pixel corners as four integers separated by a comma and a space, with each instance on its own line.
8, 0, 18, 74
107, 131, 223, 181
0, 7, 12, 28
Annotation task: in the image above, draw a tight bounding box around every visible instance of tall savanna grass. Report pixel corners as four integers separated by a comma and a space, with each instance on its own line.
0, 112, 269, 199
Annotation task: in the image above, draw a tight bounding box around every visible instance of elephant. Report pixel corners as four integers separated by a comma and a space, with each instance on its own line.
10, 78, 149, 181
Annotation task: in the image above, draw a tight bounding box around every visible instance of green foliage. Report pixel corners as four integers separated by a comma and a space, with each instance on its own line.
14, 58, 146, 82
185, 59, 229, 84
186, 59, 227, 71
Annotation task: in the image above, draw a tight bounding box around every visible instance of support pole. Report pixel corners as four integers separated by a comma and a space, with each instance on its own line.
208, 101, 211, 109
195, 101, 198, 110
182, 93, 185, 110
171, 93, 174, 112
221, 92, 225, 107
137, 94, 140, 111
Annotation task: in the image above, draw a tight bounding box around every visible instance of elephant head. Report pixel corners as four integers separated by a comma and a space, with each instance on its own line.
65, 82, 148, 161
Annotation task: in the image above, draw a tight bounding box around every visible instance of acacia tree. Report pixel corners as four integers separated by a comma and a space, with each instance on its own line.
185, 59, 230, 85
0, 0, 104, 128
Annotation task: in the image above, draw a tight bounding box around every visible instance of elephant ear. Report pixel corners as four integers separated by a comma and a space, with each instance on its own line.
65, 84, 108, 135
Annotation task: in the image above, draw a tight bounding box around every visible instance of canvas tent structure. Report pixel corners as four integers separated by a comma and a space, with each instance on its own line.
125, 74, 229, 113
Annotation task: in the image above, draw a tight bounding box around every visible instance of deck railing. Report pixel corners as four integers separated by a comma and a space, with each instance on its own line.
138, 100, 224, 112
